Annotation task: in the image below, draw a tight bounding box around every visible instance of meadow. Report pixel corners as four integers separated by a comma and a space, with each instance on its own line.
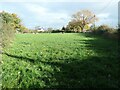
2, 33, 119, 88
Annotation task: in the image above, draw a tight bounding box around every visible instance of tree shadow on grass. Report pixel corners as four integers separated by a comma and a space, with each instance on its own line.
3, 53, 119, 88
40, 56, 119, 88
46, 33, 119, 88
31, 33, 119, 88
3, 33, 120, 89
3, 52, 35, 63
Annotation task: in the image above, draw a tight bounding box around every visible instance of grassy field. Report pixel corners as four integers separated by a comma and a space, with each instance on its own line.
2, 33, 119, 88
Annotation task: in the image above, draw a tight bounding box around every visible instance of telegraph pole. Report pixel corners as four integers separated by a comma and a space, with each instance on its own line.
94, 15, 96, 31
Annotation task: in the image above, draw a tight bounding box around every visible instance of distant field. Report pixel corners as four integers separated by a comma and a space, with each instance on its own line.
2, 33, 119, 88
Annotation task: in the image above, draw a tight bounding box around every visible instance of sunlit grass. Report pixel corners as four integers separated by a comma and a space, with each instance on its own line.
2, 33, 119, 88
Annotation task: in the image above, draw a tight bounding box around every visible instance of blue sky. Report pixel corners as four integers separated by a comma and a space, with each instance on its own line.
0, 0, 119, 29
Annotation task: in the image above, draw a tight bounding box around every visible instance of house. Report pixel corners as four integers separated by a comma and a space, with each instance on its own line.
35, 26, 45, 32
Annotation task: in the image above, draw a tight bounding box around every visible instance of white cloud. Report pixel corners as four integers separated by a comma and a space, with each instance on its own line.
96, 13, 110, 25
24, 3, 70, 25
97, 13, 110, 19
25, 4, 48, 15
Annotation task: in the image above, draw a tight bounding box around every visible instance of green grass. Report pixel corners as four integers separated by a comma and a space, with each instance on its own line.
2, 33, 119, 88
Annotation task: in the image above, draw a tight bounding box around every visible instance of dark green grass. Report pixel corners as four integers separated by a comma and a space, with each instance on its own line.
2, 33, 119, 88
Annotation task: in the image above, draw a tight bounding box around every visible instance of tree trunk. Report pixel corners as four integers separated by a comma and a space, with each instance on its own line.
80, 26, 84, 33
80, 25, 85, 33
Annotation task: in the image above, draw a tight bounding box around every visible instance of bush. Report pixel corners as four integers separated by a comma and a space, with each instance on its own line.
51, 30, 63, 33
96, 25, 109, 34
0, 11, 19, 48
118, 25, 120, 40
0, 11, 26, 48
65, 30, 76, 33
91, 25, 118, 40
0, 23, 15, 47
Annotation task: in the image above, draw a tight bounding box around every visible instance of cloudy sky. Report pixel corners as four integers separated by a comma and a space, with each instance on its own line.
0, 0, 119, 29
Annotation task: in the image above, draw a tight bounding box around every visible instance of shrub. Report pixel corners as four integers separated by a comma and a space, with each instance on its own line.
65, 30, 76, 33
51, 30, 62, 33
91, 25, 118, 40
0, 11, 27, 47
0, 11, 20, 48
118, 25, 120, 40
0, 23, 15, 47
96, 25, 110, 34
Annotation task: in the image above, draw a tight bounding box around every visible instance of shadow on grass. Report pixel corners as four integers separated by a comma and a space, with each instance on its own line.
45, 33, 119, 88
3, 33, 120, 88
45, 56, 119, 88
4, 52, 35, 63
